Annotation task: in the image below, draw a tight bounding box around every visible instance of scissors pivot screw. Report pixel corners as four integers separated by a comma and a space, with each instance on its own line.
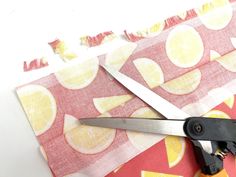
193, 123, 203, 133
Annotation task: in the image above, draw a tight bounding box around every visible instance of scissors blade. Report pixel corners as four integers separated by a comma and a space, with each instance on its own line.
80, 117, 187, 137
101, 64, 190, 119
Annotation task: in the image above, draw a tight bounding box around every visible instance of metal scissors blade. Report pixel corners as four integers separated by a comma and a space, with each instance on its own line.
80, 64, 213, 153
101, 64, 190, 119
80, 117, 187, 137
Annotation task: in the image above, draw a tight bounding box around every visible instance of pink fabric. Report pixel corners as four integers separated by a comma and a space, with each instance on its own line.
16, 0, 236, 176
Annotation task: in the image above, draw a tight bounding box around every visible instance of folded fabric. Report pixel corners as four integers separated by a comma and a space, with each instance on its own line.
16, 0, 236, 176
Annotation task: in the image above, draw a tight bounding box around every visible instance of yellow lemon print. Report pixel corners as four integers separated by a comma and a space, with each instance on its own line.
127, 107, 165, 151
216, 50, 236, 72
133, 58, 164, 89
55, 58, 99, 89
224, 96, 234, 108
93, 95, 133, 114
64, 114, 115, 154
210, 50, 221, 60
160, 69, 201, 95
165, 136, 186, 168
141, 170, 182, 177
204, 110, 230, 118
148, 21, 165, 36
196, 0, 232, 30
17, 85, 57, 136
55, 41, 77, 61
105, 42, 137, 70
231, 38, 236, 48
166, 25, 204, 68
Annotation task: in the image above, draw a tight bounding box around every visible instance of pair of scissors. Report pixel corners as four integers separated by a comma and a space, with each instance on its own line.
80, 64, 236, 177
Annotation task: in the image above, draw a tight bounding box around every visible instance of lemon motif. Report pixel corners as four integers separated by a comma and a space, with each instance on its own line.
196, 0, 232, 30
204, 110, 230, 118
164, 136, 186, 168
166, 25, 204, 68
231, 38, 236, 48
105, 42, 137, 70
55, 41, 77, 61
17, 85, 57, 135
55, 58, 99, 89
141, 170, 182, 177
130, 21, 165, 38
224, 96, 234, 108
93, 95, 133, 114
133, 58, 164, 89
149, 21, 165, 35
216, 50, 236, 72
64, 114, 116, 154
160, 69, 201, 95
127, 107, 165, 151
210, 50, 221, 60
63, 114, 81, 133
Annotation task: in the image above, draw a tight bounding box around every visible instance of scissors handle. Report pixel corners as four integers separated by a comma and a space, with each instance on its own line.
199, 169, 228, 177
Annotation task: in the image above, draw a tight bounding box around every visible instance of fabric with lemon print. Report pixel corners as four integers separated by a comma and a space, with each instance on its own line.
16, 0, 236, 176
133, 58, 164, 89
55, 58, 99, 89
64, 114, 116, 154
135, 21, 165, 37
215, 49, 236, 72
105, 42, 137, 70
93, 95, 133, 114
17, 85, 57, 135
160, 69, 201, 95
166, 25, 204, 68
196, 0, 233, 30
164, 136, 186, 168
210, 50, 221, 60
49, 39, 78, 61
126, 107, 165, 151
204, 109, 230, 118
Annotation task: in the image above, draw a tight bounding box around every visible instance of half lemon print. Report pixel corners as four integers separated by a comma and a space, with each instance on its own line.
126, 107, 165, 151
216, 50, 236, 72
166, 25, 204, 68
204, 110, 230, 119
134, 58, 164, 89
64, 114, 116, 154
165, 136, 186, 168
160, 69, 201, 95
93, 94, 133, 114
55, 58, 99, 90
17, 85, 57, 135
105, 42, 137, 70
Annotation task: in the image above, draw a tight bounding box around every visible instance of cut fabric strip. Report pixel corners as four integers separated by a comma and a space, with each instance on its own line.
23, 58, 48, 72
